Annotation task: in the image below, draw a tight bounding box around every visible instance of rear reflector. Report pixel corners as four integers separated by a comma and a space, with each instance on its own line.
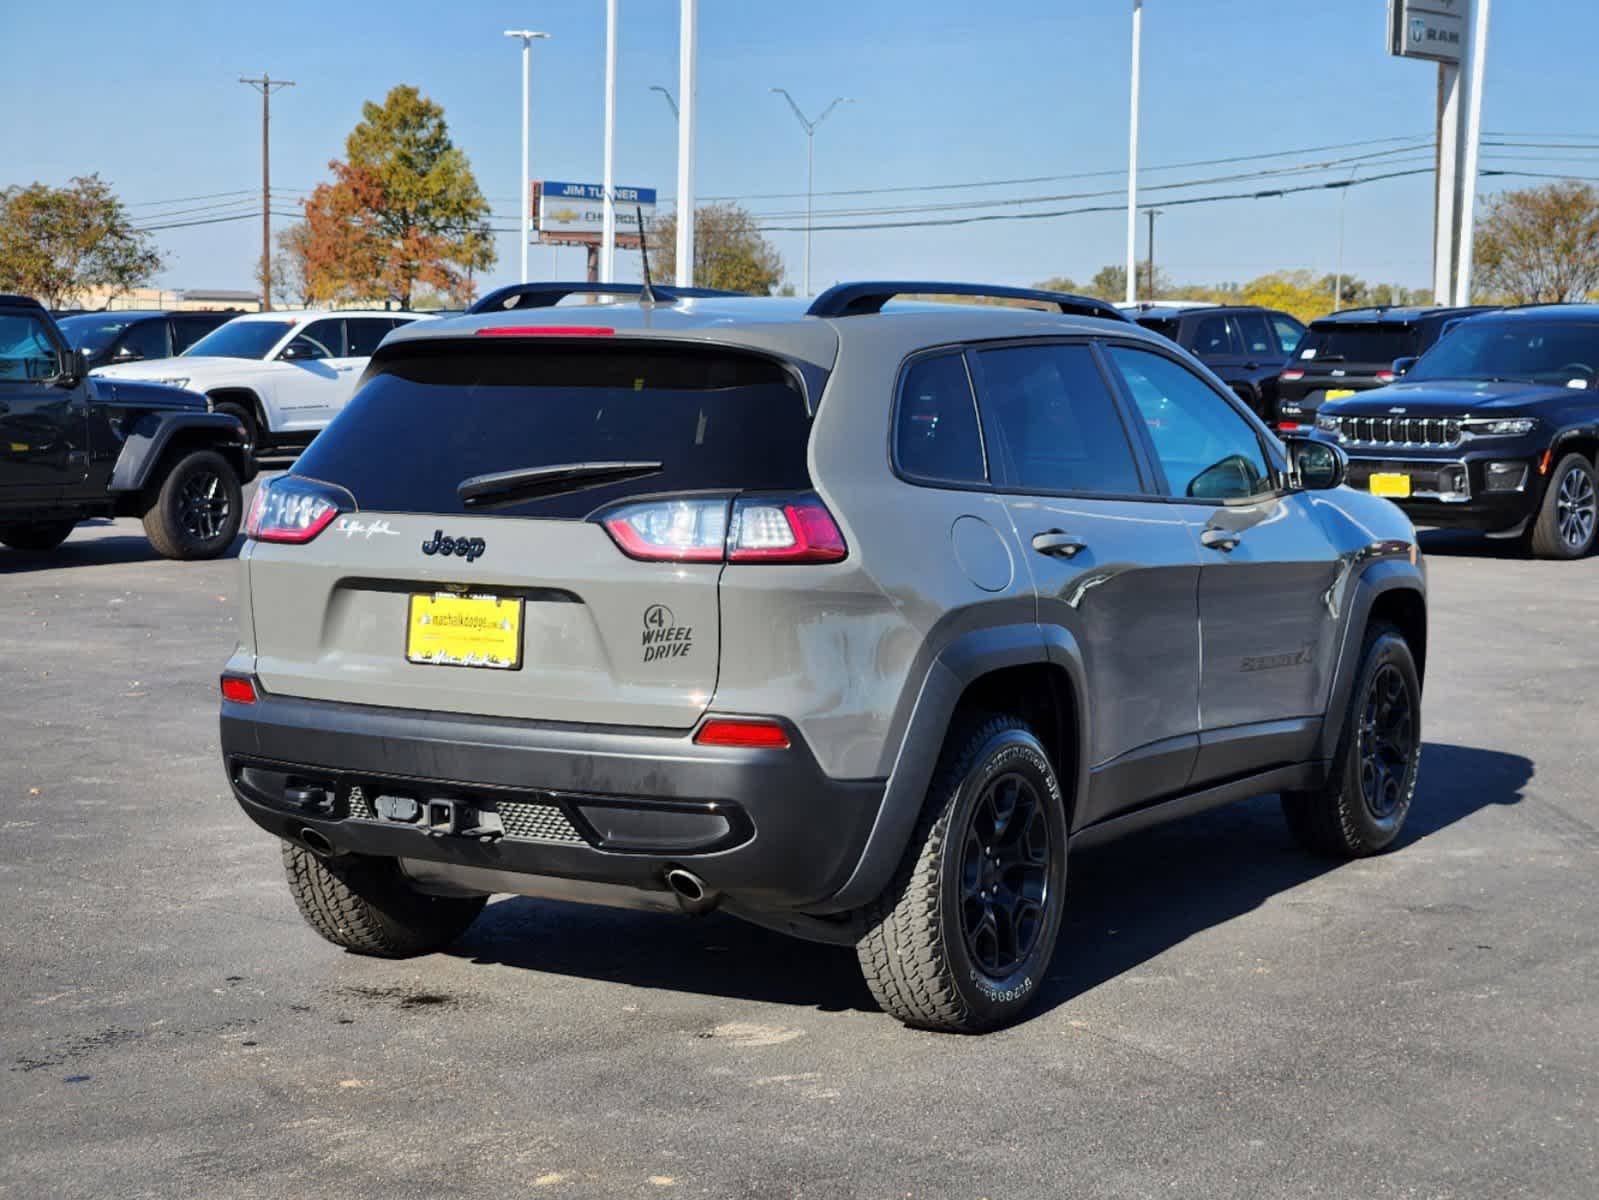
475, 326, 615, 337
220, 675, 257, 704
694, 719, 791, 749
1280, 369, 1305, 381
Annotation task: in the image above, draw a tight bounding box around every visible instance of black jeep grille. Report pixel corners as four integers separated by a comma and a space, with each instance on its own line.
1331, 414, 1463, 448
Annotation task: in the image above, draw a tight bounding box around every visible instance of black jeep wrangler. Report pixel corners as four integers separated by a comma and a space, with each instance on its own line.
0, 294, 254, 559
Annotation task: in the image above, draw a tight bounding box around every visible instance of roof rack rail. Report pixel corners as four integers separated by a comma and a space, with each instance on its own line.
0, 293, 44, 309
467, 281, 742, 315
805, 281, 1130, 323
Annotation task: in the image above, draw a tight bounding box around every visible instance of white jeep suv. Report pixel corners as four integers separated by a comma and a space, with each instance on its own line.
93, 309, 428, 454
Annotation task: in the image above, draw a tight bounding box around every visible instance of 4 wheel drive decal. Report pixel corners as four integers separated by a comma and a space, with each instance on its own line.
642, 603, 694, 662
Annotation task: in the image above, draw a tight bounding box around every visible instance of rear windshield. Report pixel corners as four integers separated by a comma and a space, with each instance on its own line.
1297, 323, 1418, 366
292, 341, 815, 519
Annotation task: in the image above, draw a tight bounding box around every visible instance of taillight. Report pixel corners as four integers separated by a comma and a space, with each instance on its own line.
244, 476, 345, 544
694, 718, 790, 748
727, 496, 847, 563
1375, 370, 1395, 383
597, 493, 847, 564
1277, 422, 1305, 433
220, 675, 257, 704
1280, 369, 1305, 381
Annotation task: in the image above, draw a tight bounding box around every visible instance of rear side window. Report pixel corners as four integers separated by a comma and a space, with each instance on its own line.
172, 315, 225, 354
1270, 315, 1304, 354
976, 343, 1142, 495
894, 353, 986, 484
293, 342, 814, 519
1299, 323, 1418, 364
119, 318, 171, 361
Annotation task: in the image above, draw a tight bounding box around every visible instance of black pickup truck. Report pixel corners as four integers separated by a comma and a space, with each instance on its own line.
0, 294, 254, 559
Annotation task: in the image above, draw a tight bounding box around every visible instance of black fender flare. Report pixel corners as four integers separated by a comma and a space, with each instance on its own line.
1312, 554, 1427, 764
815, 622, 1091, 914
107, 411, 255, 494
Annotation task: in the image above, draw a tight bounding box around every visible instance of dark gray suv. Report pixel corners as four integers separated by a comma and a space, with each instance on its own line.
219, 281, 1427, 1033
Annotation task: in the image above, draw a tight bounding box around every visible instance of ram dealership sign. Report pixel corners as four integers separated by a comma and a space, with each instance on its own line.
1388, 0, 1464, 65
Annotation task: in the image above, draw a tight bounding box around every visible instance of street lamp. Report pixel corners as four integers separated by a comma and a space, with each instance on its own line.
770, 88, 853, 296
1125, 0, 1142, 306
651, 85, 679, 119
504, 29, 551, 284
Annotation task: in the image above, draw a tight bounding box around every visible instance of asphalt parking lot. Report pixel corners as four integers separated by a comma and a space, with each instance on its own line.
3, 498, 1597, 1200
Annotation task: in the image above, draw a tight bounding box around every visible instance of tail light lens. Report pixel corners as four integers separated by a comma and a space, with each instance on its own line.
597, 492, 847, 564
1280, 369, 1305, 382
244, 476, 346, 544
1375, 370, 1395, 384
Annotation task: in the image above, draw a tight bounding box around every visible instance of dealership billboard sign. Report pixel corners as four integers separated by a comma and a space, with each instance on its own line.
1388, 0, 1464, 64
536, 181, 657, 240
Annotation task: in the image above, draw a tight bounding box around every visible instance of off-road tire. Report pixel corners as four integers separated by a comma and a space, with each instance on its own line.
1527, 453, 1597, 559
1282, 622, 1421, 857
212, 400, 260, 458
856, 715, 1068, 1034
140, 447, 241, 560
282, 843, 487, 958
0, 520, 76, 552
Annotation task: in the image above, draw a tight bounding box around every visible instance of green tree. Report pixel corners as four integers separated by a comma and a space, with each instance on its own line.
0, 175, 163, 308
1079, 263, 1168, 302
255, 221, 313, 307
1473, 180, 1599, 303
649, 203, 784, 294
301, 85, 494, 307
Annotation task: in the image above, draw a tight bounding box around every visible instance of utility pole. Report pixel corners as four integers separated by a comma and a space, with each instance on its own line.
1125, 0, 1143, 305
505, 30, 552, 284
676, 0, 698, 288
599, 0, 619, 284
1144, 209, 1160, 300
240, 74, 294, 311
771, 88, 852, 296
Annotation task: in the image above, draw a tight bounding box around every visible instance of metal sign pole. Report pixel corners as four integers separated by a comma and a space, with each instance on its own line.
1454, 0, 1491, 306
1124, 0, 1142, 306
676, 0, 698, 287
600, 0, 619, 284
1433, 63, 1461, 302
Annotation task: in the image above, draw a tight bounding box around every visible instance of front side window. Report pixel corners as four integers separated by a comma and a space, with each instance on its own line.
1106, 346, 1271, 501
976, 343, 1142, 495
346, 318, 397, 358
1192, 315, 1236, 358
57, 314, 134, 357
1234, 313, 1275, 357
0, 313, 61, 382
118, 319, 171, 361
894, 353, 986, 484
291, 319, 346, 360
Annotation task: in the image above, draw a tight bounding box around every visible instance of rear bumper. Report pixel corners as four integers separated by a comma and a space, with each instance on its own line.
219, 688, 885, 913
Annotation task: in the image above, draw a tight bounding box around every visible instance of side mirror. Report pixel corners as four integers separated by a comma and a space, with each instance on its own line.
1284, 436, 1346, 491
113, 343, 144, 362
54, 347, 87, 386
1391, 356, 1418, 378
279, 340, 312, 362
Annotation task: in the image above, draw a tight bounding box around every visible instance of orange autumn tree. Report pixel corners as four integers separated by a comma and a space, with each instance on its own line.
300, 85, 494, 308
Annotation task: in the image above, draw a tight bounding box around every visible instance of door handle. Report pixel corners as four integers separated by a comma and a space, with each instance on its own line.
1244, 361, 1260, 370
1201, 527, 1241, 552
1032, 530, 1087, 558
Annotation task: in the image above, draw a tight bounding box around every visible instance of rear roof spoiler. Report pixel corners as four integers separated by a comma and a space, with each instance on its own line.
806, 281, 1130, 322
467, 281, 743, 315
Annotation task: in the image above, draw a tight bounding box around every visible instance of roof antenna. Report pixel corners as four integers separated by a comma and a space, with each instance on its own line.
636, 205, 656, 306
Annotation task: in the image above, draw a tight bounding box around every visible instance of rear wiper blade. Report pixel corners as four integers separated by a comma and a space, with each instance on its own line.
458, 461, 663, 507
1313, 354, 1346, 363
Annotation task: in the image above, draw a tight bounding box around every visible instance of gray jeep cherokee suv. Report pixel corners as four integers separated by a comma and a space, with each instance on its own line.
220, 281, 1426, 1033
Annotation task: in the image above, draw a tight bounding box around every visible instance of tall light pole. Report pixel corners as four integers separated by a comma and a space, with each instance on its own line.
771, 88, 853, 296
1333, 165, 1355, 312
599, 0, 619, 283
1454, 0, 1491, 306
504, 29, 551, 285
239, 73, 294, 311
676, 0, 698, 288
1125, 0, 1143, 305
650, 85, 679, 118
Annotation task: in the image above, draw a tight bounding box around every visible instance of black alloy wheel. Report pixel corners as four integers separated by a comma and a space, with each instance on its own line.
1357, 663, 1416, 821
960, 770, 1052, 977
178, 465, 231, 542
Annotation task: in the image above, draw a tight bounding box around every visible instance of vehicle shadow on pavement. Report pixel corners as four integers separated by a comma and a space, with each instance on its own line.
1416, 528, 1531, 559
445, 741, 1528, 1022
1034, 740, 1531, 1022
0, 533, 243, 573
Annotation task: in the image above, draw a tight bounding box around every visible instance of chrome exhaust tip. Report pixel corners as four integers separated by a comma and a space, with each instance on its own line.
664, 867, 718, 914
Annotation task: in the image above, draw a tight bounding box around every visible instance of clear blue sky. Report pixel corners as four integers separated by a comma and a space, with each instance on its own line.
8, 0, 1599, 298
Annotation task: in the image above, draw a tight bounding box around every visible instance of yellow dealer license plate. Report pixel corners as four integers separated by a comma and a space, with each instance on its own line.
1325, 388, 1356, 401
1369, 473, 1412, 498
406, 593, 523, 669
